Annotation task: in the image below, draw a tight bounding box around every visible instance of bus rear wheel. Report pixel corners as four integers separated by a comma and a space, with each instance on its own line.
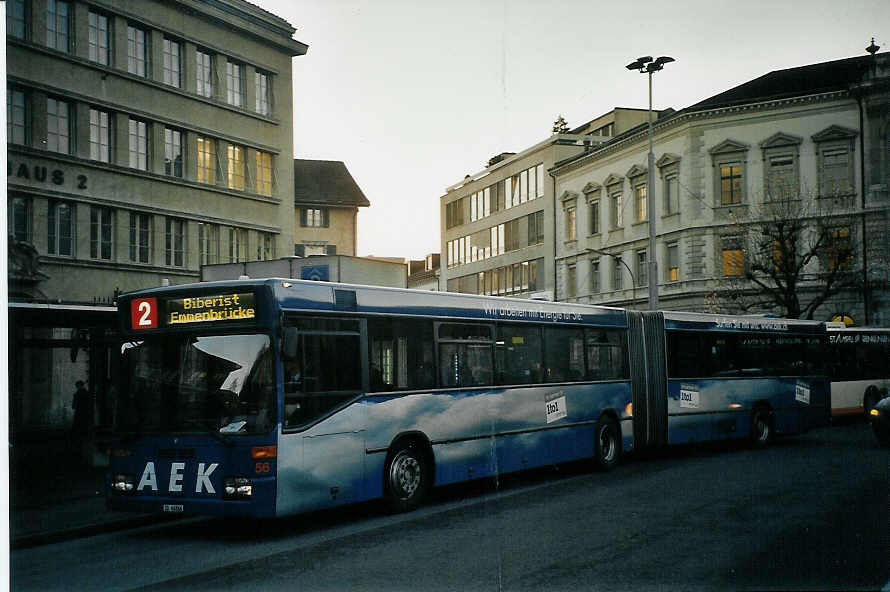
864, 387, 882, 417
384, 442, 429, 513
750, 407, 774, 447
593, 416, 619, 471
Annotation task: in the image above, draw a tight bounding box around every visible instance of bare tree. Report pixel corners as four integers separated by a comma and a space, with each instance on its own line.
707, 189, 860, 319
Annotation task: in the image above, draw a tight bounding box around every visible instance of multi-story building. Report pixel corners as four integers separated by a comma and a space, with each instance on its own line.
439, 109, 659, 300
552, 52, 890, 324
7, 0, 306, 441
293, 159, 370, 257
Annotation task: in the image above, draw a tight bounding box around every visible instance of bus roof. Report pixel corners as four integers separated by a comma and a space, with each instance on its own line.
122, 278, 629, 328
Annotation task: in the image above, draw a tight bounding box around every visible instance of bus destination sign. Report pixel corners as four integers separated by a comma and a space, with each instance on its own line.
165, 293, 256, 326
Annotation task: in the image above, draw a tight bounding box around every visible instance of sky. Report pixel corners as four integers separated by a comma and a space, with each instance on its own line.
254, 0, 888, 260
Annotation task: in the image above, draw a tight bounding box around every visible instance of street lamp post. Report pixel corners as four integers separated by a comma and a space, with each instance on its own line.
626, 55, 675, 311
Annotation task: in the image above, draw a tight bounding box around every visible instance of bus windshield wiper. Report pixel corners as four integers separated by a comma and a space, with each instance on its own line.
183, 418, 235, 447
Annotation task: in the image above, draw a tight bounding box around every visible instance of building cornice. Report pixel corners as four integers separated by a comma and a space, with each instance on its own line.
552, 90, 851, 177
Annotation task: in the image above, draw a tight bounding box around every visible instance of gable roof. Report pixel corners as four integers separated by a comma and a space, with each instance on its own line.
293, 159, 371, 208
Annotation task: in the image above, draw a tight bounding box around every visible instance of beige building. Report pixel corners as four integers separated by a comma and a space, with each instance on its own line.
7, 0, 305, 436
552, 53, 890, 325
439, 110, 656, 300
293, 159, 370, 257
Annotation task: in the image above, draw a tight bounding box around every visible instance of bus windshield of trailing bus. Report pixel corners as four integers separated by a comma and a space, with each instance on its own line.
116, 334, 276, 436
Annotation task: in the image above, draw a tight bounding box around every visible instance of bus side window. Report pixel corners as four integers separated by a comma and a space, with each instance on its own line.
283, 317, 362, 430
437, 323, 493, 388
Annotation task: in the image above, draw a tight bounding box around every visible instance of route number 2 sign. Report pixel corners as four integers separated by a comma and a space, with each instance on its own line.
131, 297, 158, 330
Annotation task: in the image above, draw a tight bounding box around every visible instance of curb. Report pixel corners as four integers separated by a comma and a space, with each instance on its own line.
11, 514, 181, 550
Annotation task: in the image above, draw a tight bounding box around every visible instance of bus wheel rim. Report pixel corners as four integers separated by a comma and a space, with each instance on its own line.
390, 452, 421, 498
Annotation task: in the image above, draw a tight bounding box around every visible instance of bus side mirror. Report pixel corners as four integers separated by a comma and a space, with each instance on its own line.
283, 327, 298, 359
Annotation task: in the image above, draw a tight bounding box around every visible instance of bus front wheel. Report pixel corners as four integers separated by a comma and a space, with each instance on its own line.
384, 442, 429, 512
593, 416, 620, 471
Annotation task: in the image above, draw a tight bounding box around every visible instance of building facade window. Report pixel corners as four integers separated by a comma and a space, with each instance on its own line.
256, 151, 273, 196
255, 71, 270, 115
301, 208, 329, 227
590, 258, 600, 294
613, 256, 624, 290
720, 235, 744, 277
47, 0, 70, 53
589, 199, 600, 234
666, 242, 679, 282
90, 108, 111, 163
566, 264, 577, 299
88, 11, 109, 65
634, 183, 648, 222
824, 226, 853, 271
196, 136, 216, 184
129, 212, 151, 263
528, 210, 544, 246
760, 133, 802, 201
164, 128, 182, 177
128, 119, 148, 170
565, 206, 576, 241
257, 232, 275, 260
226, 60, 243, 107
196, 50, 214, 98
664, 172, 679, 215
229, 227, 247, 262
9, 196, 31, 243
90, 206, 113, 260
813, 126, 858, 198
127, 25, 147, 77
163, 38, 181, 88
46, 97, 71, 154
719, 163, 743, 205
765, 154, 796, 200
8, 88, 27, 145
198, 222, 219, 265
820, 148, 852, 197
165, 218, 186, 267
636, 249, 648, 287
609, 188, 623, 229
7, 0, 27, 40
48, 201, 74, 256
226, 144, 245, 190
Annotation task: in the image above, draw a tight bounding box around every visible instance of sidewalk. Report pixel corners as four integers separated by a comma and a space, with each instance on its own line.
9, 434, 170, 549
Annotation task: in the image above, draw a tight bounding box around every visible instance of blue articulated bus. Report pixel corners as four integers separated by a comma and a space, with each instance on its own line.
107, 279, 829, 518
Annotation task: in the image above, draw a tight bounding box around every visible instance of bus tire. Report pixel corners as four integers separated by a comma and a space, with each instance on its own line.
750, 407, 774, 447
863, 386, 882, 417
384, 441, 429, 513
593, 416, 620, 471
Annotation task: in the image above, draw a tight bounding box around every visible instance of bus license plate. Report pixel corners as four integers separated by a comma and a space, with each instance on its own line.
162, 504, 184, 513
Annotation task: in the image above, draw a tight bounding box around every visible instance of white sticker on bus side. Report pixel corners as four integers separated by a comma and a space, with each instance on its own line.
545, 392, 567, 424
795, 383, 811, 405
679, 387, 700, 409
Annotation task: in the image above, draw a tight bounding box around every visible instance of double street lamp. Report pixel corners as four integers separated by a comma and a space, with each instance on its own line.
626, 55, 675, 311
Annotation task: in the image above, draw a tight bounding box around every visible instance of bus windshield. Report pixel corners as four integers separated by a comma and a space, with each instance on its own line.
116, 334, 276, 436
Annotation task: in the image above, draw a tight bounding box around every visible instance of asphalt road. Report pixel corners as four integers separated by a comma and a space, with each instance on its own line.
11, 422, 890, 592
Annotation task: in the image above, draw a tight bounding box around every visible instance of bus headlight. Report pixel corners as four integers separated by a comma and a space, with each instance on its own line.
111, 474, 135, 493
224, 477, 253, 499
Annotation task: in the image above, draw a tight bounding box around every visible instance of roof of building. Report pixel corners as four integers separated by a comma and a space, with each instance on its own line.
293, 159, 371, 208
685, 52, 883, 112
